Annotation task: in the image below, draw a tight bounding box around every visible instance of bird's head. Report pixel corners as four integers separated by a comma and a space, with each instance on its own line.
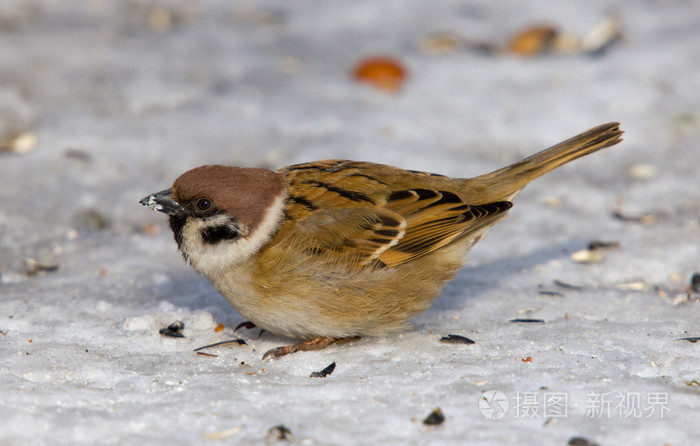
141, 165, 287, 277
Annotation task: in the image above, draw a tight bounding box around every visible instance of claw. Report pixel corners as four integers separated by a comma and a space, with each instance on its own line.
262, 336, 361, 360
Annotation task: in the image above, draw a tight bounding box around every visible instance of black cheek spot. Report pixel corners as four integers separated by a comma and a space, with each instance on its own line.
201, 225, 240, 244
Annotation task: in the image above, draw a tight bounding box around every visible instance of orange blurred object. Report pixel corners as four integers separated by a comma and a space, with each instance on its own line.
508, 25, 558, 56
522, 356, 533, 363
214, 323, 225, 332
352, 56, 407, 93
140, 224, 160, 235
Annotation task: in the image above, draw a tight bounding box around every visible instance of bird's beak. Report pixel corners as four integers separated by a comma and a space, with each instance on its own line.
140, 188, 184, 216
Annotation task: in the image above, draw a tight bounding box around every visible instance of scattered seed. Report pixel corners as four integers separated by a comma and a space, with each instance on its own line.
159, 321, 185, 338
538, 290, 564, 297
423, 407, 445, 426
571, 249, 605, 263
676, 337, 700, 343
234, 321, 265, 338
170, 321, 184, 330
580, 15, 623, 55
159, 329, 183, 338
439, 334, 475, 345
214, 323, 225, 332
522, 356, 533, 363
235, 321, 257, 331
24, 258, 59, 276
612, 209, 657, 225
266, 425, 295, 442
1, 130, 37, 154
429, 16, 620, 61
568, 436, 600, 446
63, 148, 93, 163
203, 426, 242, 441
352, 56, 407, 93
508, 24, 559, 56
554, 280, 583, 291
615, 281, 646, 291
193, 339, 247, 352
587, 240, 620, 251
510, 318, 545, 323
310, 362, 336, 378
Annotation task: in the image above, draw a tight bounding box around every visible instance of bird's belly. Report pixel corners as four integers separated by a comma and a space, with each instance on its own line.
209, 255, 465, 340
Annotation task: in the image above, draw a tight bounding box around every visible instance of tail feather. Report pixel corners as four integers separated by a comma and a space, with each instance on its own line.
461, 122, 623, 203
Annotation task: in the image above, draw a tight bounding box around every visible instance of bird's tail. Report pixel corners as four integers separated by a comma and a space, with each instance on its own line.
462, 122, 623, 203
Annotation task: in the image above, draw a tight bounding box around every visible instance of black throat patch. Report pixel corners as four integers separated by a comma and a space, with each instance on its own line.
169, 214, 187, 250
201, 224, 240, 244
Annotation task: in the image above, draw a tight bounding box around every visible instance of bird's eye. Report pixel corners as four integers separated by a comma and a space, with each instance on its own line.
195, 198, 213, 211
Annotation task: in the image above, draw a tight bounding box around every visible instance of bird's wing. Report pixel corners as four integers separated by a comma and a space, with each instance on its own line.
279, 160, 512, 268
378, 189, 511, 267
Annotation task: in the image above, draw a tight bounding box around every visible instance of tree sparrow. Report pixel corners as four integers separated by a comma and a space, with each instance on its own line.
141, 122, 623, 359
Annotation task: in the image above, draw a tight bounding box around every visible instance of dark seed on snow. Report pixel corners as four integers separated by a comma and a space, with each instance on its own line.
439, 334, 475, 345
310, 362, 336, 378
423, 407, 445, 426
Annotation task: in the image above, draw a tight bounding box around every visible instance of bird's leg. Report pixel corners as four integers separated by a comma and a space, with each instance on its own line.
262, 336, 361, 360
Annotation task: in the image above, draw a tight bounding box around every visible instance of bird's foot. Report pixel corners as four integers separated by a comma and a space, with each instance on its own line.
262, 336, 361, 360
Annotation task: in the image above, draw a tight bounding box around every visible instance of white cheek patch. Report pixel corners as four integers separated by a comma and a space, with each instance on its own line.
179, 194, 287, 278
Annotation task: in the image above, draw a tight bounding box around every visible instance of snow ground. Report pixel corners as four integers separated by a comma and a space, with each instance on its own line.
1, 1, 699, 445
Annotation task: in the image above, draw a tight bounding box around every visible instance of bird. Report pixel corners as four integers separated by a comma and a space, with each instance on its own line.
140, 122, 623, 359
